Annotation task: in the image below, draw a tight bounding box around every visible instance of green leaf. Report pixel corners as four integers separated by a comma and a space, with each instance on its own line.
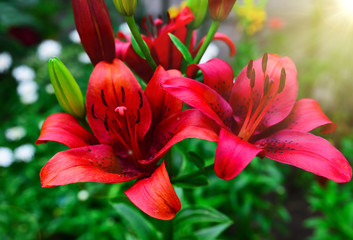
188, 152, 205, 170
195, 222, 232, 240
112, 203, 161, 240
173, 174, 208, 189
175, 206, 232, 225
168, 33, 193, 64
130, 34, 146, 60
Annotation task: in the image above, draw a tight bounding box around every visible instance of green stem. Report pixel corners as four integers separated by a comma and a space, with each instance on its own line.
193, 20, 220, 64
164, 219, 174, 240
180, 29, 193, 73
125, 16, 157, 70
172, 164, 214, 183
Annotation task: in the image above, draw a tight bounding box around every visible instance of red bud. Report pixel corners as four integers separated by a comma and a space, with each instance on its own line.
72, 0, 115, 65
208, 0, 237, 21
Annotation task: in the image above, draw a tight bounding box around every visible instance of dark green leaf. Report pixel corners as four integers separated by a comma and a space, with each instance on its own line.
195, 222, 232, 240
175, 206, 232, 225
173, 174, 208, 189
112, 203, 161, 240
188, 152, 205, 170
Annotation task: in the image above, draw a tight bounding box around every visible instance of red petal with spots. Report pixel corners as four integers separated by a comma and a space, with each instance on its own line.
124, 161, 181, 220
151, 7, 194, 70
269, 98, 337, 134
161, 76, 234, 129
41, 144, 142, 187
194, 33, 236, 58
215, 128, 263, 180
36, 113, 98, 148
142, 109, 220, 164
86, 59, 151, 147
145, 66, 183, 127
186, 58, 234, 100
255, 130, 352, 183
72, 0, 115, 65
229, 54, 298, 132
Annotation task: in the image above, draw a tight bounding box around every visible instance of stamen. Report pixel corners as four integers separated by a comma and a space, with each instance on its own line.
263, 75, 270, 95
115, 106, 127, 116
138, 90, 143, 108
278, 68, 286, 93
149, 15, 155, 37
250, 69, 256, 88
136, 109, 140, 124
246, 59, 253, 79
101, 89, 108, 107
262, 52, 268, 74
121, 86, 125, 103
91, 104, 98, 119
104, 113, 109, 131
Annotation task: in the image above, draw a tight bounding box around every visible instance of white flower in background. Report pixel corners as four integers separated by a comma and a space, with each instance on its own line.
119, 22, 131, 35
78, 52, 91, 64
37, 40, 62, 60
69, 29, 81, 43
5, 126, 26, 141
17, 80, 39, 104
0, 52, 12, 73
77, 190, 89, 201
200, 42, 219, 64
12, 65, 35, 82
45, 83, 55, 94
0, 147, 14, 167
14, 144, 36, 162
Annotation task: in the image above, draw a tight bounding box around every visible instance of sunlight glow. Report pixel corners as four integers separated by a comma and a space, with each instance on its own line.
337, 0, 353, 16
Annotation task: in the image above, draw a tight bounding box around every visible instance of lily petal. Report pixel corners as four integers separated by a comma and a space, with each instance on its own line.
144, 66, 182, 127
230, 54, 298, 131
125, 161, 181, 220
36, 113, 98, 148
215, 128, 263, 180
41, 144, 142, 187
255, 130, 352, 183
161, 76, 234, 129
86, 59, 151, 146
269, 98, 337, 134
144, 109, 220, 164
186, 58, 234, 100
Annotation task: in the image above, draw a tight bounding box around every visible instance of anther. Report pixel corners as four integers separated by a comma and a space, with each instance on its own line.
101, 89, 108, 107
278, 68, 286, 93
262, 52, 268, 74
136, 109, 140, 124
263, 75, 270, 94
247, 59, 253, 79
91, 104, 98, 119
138, 91, 143, 108
121, 86, 125, 103
250, 69, 256, 88
115, 106, 127, 116
104, 113, 109, 131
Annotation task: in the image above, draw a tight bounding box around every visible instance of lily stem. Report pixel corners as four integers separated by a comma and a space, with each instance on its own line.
125, 16, 157, 70
192, 20, 220, 64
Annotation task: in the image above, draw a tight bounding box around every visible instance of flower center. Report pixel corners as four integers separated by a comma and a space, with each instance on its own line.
238, 54, 286, 141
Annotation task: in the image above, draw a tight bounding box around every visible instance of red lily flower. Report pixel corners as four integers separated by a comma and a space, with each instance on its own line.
115, 7, 236, 82
72, 0, 116, 65
161, 55, 352, 183
36, 59, 218, 220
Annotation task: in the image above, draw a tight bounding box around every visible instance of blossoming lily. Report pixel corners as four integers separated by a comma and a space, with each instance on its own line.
115, 7, 235, 82
36, 59, 218, 220
161, 55, 352, 182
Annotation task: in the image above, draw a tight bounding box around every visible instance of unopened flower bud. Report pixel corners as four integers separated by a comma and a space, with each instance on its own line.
187, 0, 208, 29
72, 0, 115, 65
48, 57, 85, 119
113, 0, 137, 17
208, 0, 237, 21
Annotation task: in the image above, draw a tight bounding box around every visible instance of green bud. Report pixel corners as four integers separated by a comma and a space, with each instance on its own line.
187, 0, 208, 29
113, 0, 137, 17
48, 57, 85, 119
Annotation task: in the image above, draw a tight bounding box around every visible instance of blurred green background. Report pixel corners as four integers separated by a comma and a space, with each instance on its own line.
1, 0, 353, 239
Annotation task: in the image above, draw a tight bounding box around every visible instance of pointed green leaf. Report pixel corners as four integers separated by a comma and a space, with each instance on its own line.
174, 206, 232, 225
195, 222, 232, 240
130, 34, 146, 60
168, 33, 193, 64
112, 203, 161, 240
173, 174, 208, 189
